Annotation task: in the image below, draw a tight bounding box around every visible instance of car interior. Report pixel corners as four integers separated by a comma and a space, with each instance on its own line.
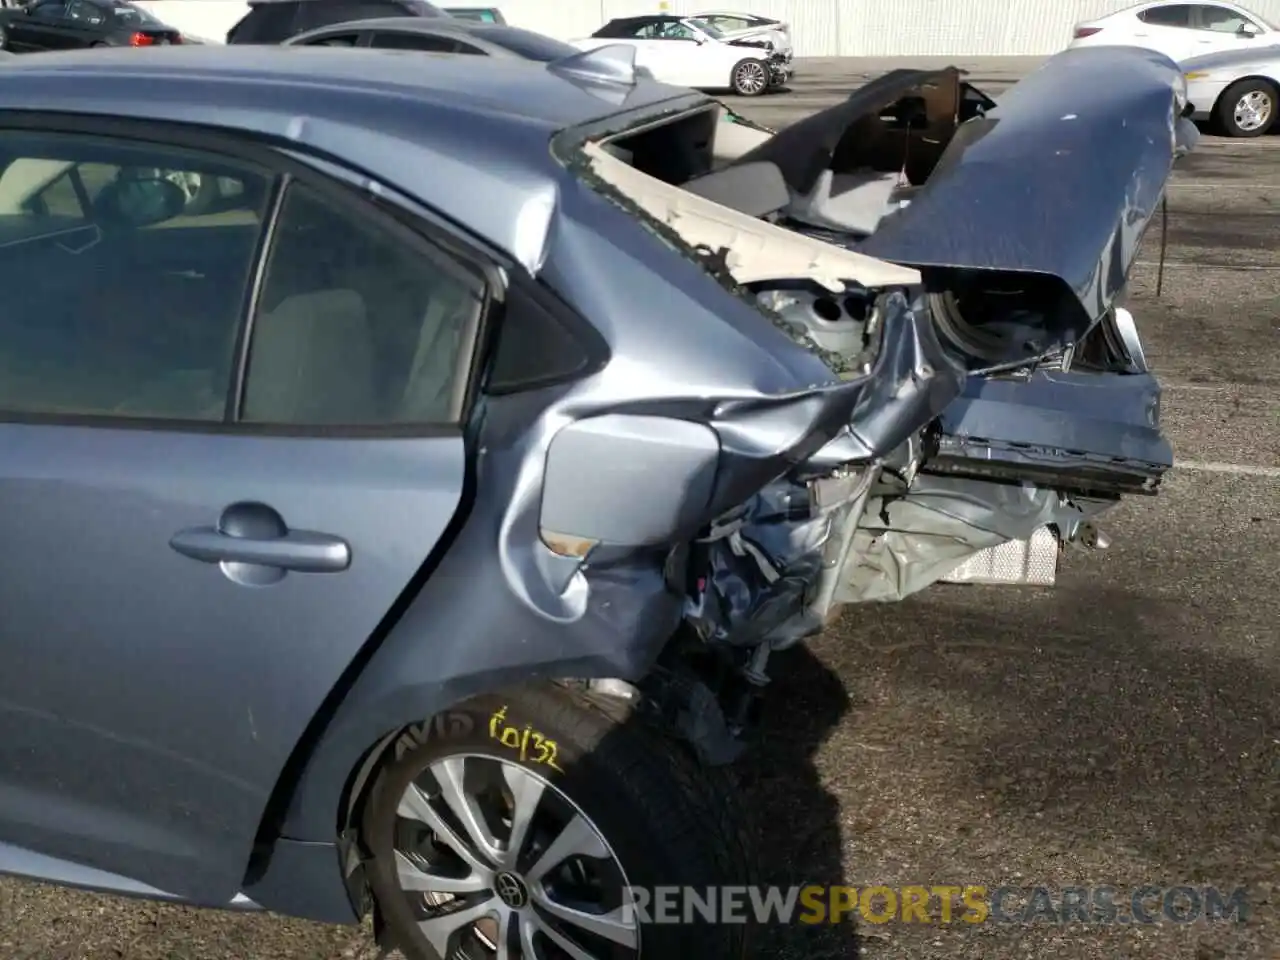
0, 143, 480, 426
604, 67, 996, 239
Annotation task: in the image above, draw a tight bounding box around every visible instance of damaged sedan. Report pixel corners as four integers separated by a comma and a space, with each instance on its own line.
0, 41, 1192, 960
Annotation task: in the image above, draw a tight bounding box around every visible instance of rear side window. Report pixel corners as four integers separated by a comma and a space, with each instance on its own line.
302, 31, 361, 45
368, 31, 461, 50
1138, 4, 1194, 26
486, 295, 594, 394
0, 129, 271, 421
241, 182, 484, 426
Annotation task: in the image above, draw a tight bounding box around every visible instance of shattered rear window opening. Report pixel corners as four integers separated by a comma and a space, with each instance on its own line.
555, 106, 922, 378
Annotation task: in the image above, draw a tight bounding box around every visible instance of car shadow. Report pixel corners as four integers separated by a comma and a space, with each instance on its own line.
735, 643, 860, 958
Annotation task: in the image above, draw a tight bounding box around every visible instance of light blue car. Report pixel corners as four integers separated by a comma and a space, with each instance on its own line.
0, 41, 1191, 960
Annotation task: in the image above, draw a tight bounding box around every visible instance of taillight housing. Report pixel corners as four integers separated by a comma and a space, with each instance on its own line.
129, 31, 155, 46
1074, 26, 1103, 38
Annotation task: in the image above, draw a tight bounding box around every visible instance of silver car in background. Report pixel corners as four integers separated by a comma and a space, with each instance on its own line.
1183, 42, 1280, 135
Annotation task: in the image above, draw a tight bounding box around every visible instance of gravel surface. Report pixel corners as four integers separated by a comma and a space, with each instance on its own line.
0, 57, 1275, 960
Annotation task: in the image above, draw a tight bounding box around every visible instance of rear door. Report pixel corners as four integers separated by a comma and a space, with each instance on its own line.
0, 118, 481, 903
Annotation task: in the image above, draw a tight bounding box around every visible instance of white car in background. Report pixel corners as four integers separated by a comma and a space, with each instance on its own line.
689, 9, 792, 58
1069, 0, 1276, 61
573, 13, 791, 96
1182, 43, 1280, 135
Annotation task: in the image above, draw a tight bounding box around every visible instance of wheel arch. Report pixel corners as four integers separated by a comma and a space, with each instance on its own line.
1213, 73, 1280, 122
236, 556, 680, 920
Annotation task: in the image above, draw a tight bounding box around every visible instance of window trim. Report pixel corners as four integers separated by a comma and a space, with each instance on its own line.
0, 111, 508, 439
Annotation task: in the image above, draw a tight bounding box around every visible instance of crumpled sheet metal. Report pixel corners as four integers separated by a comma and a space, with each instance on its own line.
683, 479, 834, 650
683, 293, 965, 648
859, 45, 1198, 328
836, 474, 1110, 604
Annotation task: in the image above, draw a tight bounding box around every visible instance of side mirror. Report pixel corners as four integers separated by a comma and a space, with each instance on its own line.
1238, 22, 1260, 37
93, 175, 188, 228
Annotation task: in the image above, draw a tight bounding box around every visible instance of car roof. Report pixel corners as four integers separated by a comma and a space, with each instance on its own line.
287, 18, 578, 56
0, 46, 698, 260
0, 44, 682, 129
289, 16, 530, 39
605, 15, 683, 25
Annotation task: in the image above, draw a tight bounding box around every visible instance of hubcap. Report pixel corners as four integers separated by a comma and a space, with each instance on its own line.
391, 753, 640, 959
1234, 90, 1273, 132
736, 61, 767, 95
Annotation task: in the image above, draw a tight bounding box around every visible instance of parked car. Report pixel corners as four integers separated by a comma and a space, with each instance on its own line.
690, 9, 791, 58
285, 15, 574, 58
572, 14, 791, 95
443, 5, 502, 23
1069, 0, 1276, 61
0, 0, 181, 50
0, 41, 1190, 960
226, 0, 444, 44
1182, 42, 1280, 134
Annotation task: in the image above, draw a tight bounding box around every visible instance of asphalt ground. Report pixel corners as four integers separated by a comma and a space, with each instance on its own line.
0, 58, 1275, 960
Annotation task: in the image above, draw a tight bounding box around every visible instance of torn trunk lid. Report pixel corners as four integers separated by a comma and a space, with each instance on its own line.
858, 45, 1198, 334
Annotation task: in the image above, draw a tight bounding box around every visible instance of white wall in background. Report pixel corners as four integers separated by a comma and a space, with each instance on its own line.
135, 0, 248, 42
136, 0, 1280, 54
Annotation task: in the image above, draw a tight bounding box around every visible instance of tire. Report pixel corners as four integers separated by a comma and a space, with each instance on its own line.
730, 58, 769, 97
1215, 78, 1277, 138
361, 685, 754, 960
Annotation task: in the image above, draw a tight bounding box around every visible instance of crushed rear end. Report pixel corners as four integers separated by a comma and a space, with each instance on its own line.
534, 45, 1194, 753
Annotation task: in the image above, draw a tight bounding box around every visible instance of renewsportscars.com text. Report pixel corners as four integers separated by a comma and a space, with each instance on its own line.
621, 884, 1251, 925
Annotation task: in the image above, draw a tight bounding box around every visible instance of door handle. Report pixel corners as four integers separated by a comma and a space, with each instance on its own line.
171, 526, 351, 572
170, 527, 351, 572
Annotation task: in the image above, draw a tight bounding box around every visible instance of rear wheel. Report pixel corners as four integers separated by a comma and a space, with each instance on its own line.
730, 59, 768, 97
360, 686, 754, 960
1216, 78, 1276, 137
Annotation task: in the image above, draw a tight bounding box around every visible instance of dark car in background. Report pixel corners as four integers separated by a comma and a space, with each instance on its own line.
443, 6, 503, 23
285, 15, 575, 59
226, 0, 445, 44
0, 0, 181, 50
